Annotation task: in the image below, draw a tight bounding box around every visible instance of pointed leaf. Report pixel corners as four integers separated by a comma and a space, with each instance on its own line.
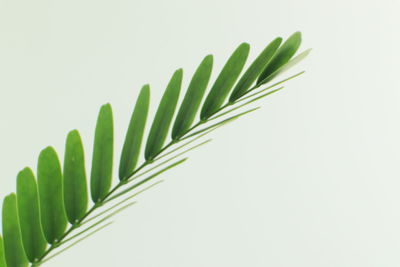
237, 71, 305, 103
119, 85, 150, 180
2, 194, 29, 267
172, 55, 213, 139
145, 69, 183, 160
91, 104, 114, 203
258, 49, 310, 85
229, 37, 282, 102
0, 236, 6, 267
64, 130, 88, 224
16, 167, 47, 262
200, 43, 250, 120
37, 147, 68, 244
257, 32, 302, 84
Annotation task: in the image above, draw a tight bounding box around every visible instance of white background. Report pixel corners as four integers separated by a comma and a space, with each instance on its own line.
1, 0, 400, 266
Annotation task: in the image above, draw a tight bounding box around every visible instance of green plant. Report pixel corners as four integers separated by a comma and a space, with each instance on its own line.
0, 32, 310, 267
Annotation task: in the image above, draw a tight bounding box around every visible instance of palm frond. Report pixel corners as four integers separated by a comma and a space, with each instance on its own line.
0, 32, 310, 267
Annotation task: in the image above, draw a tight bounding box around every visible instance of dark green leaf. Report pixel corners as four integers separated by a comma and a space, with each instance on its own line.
37, 146, 68, 244
145, 69, 183, 160
91, 104, 114, 203
172, 55, 213, 139
2, 194, 29, 267
119, 85, 150, 180
200, 43, 250, 120
0, 235, 6, 267
229, 37, 282, 102
16, 167, 47, 262
64, 130, 88, 224
257, 32, 302, 85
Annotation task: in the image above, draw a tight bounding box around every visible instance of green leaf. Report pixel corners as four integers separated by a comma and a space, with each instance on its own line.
0, 236, 6, 267
229, 37, 282, 102
200, 43, 250, 120
91, 104, 114, 203
258, 49, 310, 86
182, 107, 259, 141
64, 130, 88, 224
2, 194, 29, 267
37, 147, 68, 244
172, 55, 213, 139
257, 32, 302, 85
119, 85, 150, 180
236, 71, 305, 103
16, 167, 47, 262
145, 69, 183, 160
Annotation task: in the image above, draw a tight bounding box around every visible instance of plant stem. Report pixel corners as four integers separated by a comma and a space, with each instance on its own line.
32, 80, 286, 266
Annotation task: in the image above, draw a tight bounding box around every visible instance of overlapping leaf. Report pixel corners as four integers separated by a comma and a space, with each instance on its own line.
0, 32, 309, 266
91, 104, 114, 203
38, 147, 68, 244
16, 167, 47, 262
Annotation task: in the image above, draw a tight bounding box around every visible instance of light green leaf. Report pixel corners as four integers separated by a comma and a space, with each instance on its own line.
200, 43, 250, 120
172, 55, 213, 139
0, 235, 6, 267
229, 37, 282, 102
2, 194, 29, 267
40, 222, 113, 265
16, 167, 47, 262
145, 69, 183, 160
107, 158, 187, 202
132, 139, 211, 183
61, 201, 135, 247
119, 85, 150, 180
257, 32, 302, 85
258, 49, 310, 85
64, 130, 88, 224
91, 104, 114, 203
182, 107, 259, 141
37, 147, 68, 244
83, 181, 162, 226
236, 71, 305, 103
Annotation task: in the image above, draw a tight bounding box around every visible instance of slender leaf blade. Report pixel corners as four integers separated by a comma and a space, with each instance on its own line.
16, 167, 47, 262
2, 194, 29, 267
108, 158, 187, 202
257, 32, 302, 85
229, 37, 282, 102
119, 85, 150, 180
172, 55, 213, 139
91, 104, 114, 203
145, 69, 183, 160
64, 130, 88, 224
0, 235, 6, 267
38, 147, 68, 244
200, 43, 250, 120
258, 49, 310, 85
